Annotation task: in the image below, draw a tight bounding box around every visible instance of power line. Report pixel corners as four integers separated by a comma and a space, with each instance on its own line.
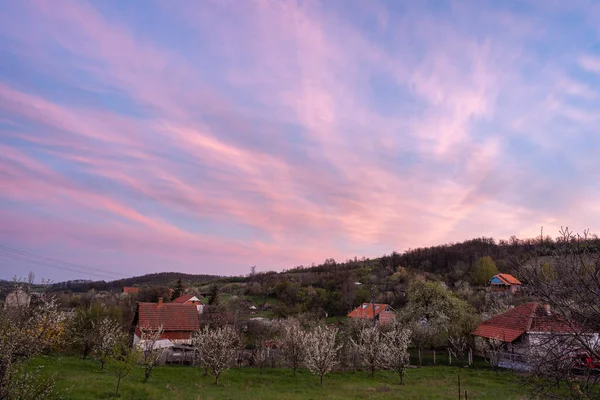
0, 245, 129, 280
0, 251, 116, 280
0, 245, 128, 276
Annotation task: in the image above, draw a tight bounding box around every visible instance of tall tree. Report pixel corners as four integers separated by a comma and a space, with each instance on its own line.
471, 256, 499, 286
207, 284, 220, 306
401, 278, 478, 366
171, 279, 185, 301
68, 302, 107, 359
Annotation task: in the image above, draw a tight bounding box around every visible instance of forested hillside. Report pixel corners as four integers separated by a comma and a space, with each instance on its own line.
33, 233, 600, 319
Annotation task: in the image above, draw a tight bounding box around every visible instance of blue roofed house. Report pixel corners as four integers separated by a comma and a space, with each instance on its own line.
489, 273, 522, 294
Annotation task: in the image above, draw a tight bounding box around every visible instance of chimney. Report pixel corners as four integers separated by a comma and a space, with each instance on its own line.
544, 304, 551, 315
158, 297, 163, 305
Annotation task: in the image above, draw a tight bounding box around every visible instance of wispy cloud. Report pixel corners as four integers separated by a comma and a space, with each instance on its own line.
1, 0, 600, 280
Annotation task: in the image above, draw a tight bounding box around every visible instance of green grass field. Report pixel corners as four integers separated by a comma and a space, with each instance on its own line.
31, 355, 525, 399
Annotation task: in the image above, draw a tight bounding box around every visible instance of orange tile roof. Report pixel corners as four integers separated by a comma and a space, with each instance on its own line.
473, 302, 577, 343
347, 303, 392, 319
137, 302, 200, 332
496, 273, 522, 285
123, 287, 139, 294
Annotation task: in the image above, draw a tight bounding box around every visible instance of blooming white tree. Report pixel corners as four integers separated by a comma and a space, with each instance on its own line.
280, 318, 307, 376
351, 325, 387, 377
193, 325, 241, 385
0, 290, 64, 399
383, 325, 411, 384
475, 336, 503, 370
68, 302, 107, 359
192, 327, 209, 376
92, 317, 122, 371
408, 319, 437, 367
448, 335, 469, 369
251, 343, 269, 374
138, 324, 165, 382
304, 325, 341, 385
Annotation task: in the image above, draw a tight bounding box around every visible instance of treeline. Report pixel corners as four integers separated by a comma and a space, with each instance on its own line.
50, 272, 220, 293
44, 234, 600, 316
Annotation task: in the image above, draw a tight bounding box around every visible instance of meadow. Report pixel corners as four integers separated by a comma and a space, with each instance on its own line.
31, 355, 524, 400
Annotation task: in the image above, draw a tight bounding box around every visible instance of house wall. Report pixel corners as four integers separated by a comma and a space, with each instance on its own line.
508, 335, 530, 355
4, 290, 31, 309
161, 331, 194, 344
135, 326, 194, 344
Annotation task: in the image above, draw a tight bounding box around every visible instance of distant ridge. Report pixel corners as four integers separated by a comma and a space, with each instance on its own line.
49, 272, 221, 292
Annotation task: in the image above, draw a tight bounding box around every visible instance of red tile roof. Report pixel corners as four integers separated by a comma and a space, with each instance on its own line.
473, 302, 577, 343
172, 294, 194, 303
137, 302, 200, 332
347, 303, 393, 319
123, 287, 139, 294
492, 273, 522, 286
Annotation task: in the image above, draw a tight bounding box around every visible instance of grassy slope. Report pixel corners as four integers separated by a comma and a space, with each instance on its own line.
32, 356, 524, 400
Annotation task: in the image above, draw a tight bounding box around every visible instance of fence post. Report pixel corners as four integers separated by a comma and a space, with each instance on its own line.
468, 348, 472, 366
449, 349, 452, 365
433, 349, 436, 365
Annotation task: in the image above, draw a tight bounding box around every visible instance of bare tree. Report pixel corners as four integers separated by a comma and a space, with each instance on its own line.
27, 271, 35, 287
108, 340, 139, 397
194, 325, 241, 385
351, 325, 386, 377
517, 228, 600, 398
280, 318, 307, 376
383, 324, 411, 384
247, 319, 276, 374
138, 324, 165, 382
304, 325, 341, 385
92, 317, 122, 371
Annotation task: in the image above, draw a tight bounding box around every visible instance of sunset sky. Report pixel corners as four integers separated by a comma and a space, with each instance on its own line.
2, 0, 600, 282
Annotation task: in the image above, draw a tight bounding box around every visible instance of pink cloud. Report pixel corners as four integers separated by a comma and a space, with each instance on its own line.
2, 0, 600, 279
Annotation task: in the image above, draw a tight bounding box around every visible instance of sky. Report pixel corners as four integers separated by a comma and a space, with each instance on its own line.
2, 0, 600, 282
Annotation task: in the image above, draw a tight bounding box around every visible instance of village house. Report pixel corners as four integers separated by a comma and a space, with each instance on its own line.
172, 294, 205, 314
122, 286, 139, 295
472, 302, 591, 368
347, 303, 396, 325
488, 273, 522, 293
3, 288, 31, 309
133, 297, 201, 345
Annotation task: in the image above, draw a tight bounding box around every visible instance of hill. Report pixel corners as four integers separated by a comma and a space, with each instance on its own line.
49, 272, 221, 293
